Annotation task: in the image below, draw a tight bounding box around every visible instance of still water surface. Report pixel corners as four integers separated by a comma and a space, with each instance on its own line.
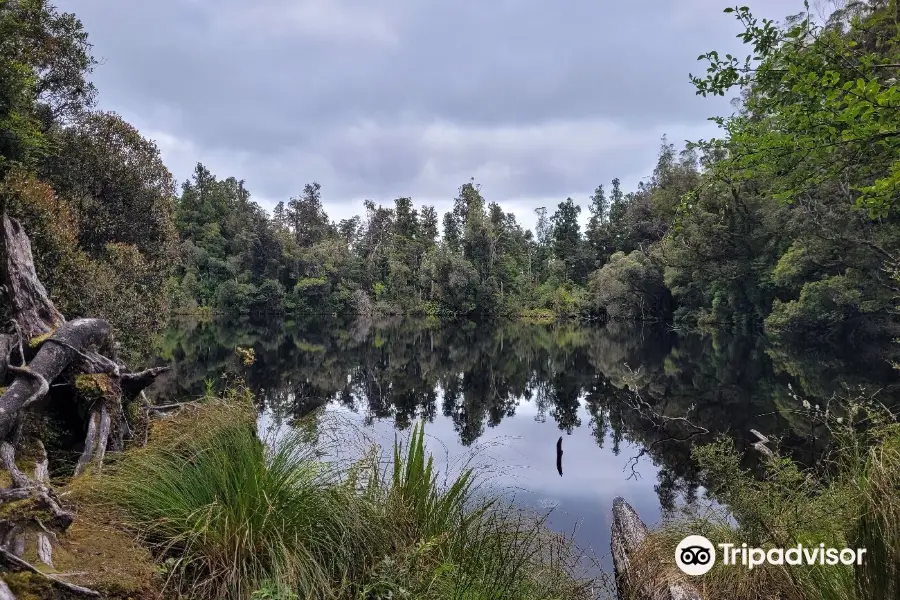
148, 318, 898, 571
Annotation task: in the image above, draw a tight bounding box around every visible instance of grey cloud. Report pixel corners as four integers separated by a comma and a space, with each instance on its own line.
57, 0, 799, 214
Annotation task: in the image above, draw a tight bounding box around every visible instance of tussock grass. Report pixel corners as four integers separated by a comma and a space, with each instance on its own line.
850, 427, 900, 599
629, 518, 806, 600
97, 391, 596, 600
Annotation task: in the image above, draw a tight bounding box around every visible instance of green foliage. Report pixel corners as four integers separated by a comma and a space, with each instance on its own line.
41, 111, 178, 266
0, 2, 176, 357
660, 0, 900, 339
589, 251, 670, 321
691, 3, 900, 217
8, 0, 900, 357
216, 280, 258, 315
765, 275, 872, 341
550, 197, 585, 282
251, 582, 299, 600
0, 169, 172, 358
628, 394, 900, 600
72, 242, 172, 358
0, 0, 96, 174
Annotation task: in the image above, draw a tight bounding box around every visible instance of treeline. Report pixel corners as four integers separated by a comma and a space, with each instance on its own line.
167, 162, 671, 321
2, 0, 900, 351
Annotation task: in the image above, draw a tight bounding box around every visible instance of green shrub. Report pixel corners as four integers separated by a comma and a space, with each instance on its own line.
588, 250, 670, 321
216, 280, 257, 315
253, 279, 286, 312
765, 275, 868, 342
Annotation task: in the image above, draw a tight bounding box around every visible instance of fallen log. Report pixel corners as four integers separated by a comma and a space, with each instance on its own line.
611, 497, 704, 600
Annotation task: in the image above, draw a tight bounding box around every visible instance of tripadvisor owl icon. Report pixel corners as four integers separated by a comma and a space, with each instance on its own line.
675, 535, 716, 576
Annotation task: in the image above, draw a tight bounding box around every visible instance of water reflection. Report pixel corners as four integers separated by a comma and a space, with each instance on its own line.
151, 317, 898, 509
149, 317, 900, 566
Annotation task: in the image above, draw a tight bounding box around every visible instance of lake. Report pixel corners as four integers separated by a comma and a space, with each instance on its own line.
148, 317, 899, 573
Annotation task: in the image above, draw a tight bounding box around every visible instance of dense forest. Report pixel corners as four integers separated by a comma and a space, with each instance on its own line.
3, 0, 900, 358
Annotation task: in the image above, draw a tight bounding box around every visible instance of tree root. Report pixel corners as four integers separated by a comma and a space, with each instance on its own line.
148, 400, 199, 413
0, 213, 170, 595
0, 548, 101, 597
74, 403, 111, 477
0, 577, 14, 600
0, 318, 113, 438
0, 442, 74, 530
0, 440, 75, 582
121, 366, 170, 398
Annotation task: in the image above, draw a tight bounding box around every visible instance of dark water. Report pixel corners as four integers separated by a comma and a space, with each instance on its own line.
148, 317, 899, 571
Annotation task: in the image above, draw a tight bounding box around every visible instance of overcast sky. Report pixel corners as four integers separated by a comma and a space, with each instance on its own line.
57, 0, 802, 231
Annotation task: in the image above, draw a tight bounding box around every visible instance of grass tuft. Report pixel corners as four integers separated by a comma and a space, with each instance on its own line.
96, 395, 596, 600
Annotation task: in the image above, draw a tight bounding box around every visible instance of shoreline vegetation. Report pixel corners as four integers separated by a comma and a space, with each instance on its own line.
623, 395, 900, 600
2, 0, 900, 599
170, 306, 580, 326
4, 1, 900, 357
88, 390, 604, 600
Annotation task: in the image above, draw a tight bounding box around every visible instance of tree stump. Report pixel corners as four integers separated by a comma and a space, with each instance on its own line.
611, 497, 704, 600
0, 213, 168, 598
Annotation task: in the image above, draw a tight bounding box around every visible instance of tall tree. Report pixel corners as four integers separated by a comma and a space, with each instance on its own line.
419, 205, 439, 251
586, 184, 610, 267
0, 0, 96, 174
41, 111, 177, 265
442, 211, 461, 253
550, 197, 583, 281
287, 182, 331, 247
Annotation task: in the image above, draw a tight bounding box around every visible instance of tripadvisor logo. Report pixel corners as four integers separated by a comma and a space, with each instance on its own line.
675, 535, 716, 576
675, 536, 867, 575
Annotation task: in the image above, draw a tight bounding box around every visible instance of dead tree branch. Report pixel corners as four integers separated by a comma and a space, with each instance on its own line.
619, 364, 710, 480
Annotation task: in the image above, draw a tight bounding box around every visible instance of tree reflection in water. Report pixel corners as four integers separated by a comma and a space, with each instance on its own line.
150, 316, 899, 511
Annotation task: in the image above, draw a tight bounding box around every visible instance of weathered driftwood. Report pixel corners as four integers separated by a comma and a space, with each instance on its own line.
611, 497, 704, 600
0, 318, 113, 437
0, 214, 64, 339
0, 213, 168, 596
0, 577, 14, 600
750, 429, 775, 460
